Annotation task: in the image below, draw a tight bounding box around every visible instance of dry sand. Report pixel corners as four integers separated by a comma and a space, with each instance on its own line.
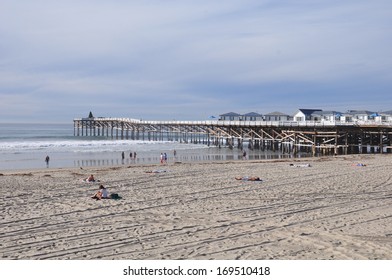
1, 154, 392, 260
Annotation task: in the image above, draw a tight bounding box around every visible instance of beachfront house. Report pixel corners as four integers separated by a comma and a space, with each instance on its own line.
293, 109, 323, 122
346, 110, 375, 122
311, 111, 343, 122
379, 110, 392, 122
219, 112, 242, 121
264, 111, 291, 121
340, 113, 354, 123
242, 112, 263, 121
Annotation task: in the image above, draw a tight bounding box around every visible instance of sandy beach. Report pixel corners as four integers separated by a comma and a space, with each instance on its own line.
1, 154, 392, 260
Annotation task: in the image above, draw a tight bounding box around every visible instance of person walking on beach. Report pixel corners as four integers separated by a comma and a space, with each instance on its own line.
121, 151, 125, 161
242, 150, 247, 160
160, 153, 164, 164
164, 152, 168, 164
45, 155, 50, 167
133, 152, 137, 161
130, 152, 133, 160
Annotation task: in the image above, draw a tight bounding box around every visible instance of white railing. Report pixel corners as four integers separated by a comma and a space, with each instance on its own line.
73, 118, 392, 127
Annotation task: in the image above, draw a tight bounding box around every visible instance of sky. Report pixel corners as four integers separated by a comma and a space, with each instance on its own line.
1, 0, 391, 123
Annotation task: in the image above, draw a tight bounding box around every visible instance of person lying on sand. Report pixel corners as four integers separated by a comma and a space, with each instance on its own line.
91, 185, 109, 200
145, 169, 167, 173
235, 176, 262, 181
86, 174, 96, 182
353, 163, 367, 167
289, 163, 311, 167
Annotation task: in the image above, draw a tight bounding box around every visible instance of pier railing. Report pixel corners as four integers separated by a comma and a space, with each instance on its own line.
75, 118, 392, 128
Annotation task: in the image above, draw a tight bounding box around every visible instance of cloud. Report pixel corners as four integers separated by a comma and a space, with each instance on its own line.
0, 0, 391, 122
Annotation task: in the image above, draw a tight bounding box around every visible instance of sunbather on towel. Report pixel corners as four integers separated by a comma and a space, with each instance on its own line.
235, 176, 262, 181
85, 174, 96, 182
91, 185, 109, 200
145, 169, 167, 173
289, 163, 311, 167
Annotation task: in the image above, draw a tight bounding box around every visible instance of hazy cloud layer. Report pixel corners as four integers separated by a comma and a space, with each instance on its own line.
1, 0, 391, 122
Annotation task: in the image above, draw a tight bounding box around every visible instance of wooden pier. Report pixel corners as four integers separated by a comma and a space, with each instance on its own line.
73, 117, 392, 156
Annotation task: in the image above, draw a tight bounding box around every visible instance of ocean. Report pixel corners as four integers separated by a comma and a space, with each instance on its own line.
0, 123, 304, 171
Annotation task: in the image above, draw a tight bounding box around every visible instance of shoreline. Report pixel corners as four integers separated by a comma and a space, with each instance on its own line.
0, 154, 327, 175
0, 149, 308, 172
1, 154, 392, 260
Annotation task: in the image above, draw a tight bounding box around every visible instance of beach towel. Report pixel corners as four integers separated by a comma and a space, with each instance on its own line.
80, 178, 100, 183
109, 193, 122, 199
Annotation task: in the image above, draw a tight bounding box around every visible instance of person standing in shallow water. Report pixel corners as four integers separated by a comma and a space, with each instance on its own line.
45, 155, 50, 167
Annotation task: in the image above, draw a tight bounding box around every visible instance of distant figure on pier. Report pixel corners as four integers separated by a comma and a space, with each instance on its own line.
45, 155, 50, 167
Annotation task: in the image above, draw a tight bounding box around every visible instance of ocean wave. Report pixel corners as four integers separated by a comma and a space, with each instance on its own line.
0, 139, 209, 154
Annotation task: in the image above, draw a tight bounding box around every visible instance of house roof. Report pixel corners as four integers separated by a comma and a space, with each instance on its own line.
264, 111, 289, 116
380, 110, 392, 115
243, 112, 263, 117
219, 112, 241, 117
346, 110, 375, 115
312, 110, 342, 116
296, 109, 323, 116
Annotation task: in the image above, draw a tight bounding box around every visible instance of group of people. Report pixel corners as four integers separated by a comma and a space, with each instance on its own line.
122, 151, 137, 161
82, 174, 121, 200
160, 152, 168, 164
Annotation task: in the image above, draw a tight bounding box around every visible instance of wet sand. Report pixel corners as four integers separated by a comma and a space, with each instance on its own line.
1, 154, 392, 260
